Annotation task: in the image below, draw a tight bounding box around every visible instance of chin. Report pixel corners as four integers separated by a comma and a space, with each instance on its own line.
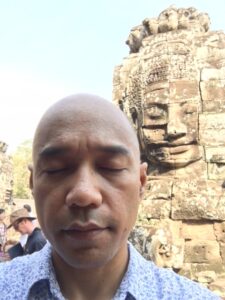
61, 249, 114, 270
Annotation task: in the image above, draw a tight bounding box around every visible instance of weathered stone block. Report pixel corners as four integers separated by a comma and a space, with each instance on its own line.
140, 199, 171, 219
199, 113, 225, 146
168, 220, 183, 239
184, 240, 221, 263
214, 223, 225, 243
172, 180, 225, 220
196, 271, 217, 283
202, 99, 225, 113
220, 243, 225, 263
205, 147, 225, 163
169, 80, 200, 101
200, 80, 225, 101
190, 262, 225, 278
208, 163, 225, 180
144, 178, 173, 200
201, 67, 225, 81
209, 277, 225, 298
142, 182, 172, 217
181, 222, 216, 240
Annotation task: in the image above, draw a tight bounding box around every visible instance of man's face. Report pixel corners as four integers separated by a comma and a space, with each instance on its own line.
31, 104, 146, 269
13, 219, 28, 235
140, 81, 201, 168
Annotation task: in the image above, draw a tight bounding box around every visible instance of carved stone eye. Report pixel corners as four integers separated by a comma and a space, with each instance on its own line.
147, 105, 166, 119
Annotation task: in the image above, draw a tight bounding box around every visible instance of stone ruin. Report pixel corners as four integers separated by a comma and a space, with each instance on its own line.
0, 141, 14, 212
113, 6, 225, 297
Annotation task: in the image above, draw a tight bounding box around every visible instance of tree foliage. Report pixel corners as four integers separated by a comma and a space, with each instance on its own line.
12, 140, 32, 199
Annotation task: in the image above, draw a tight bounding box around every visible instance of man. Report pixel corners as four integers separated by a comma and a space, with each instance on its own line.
0, 94, 220, 299
7, 207, 46, 257
19, 204, 35, 248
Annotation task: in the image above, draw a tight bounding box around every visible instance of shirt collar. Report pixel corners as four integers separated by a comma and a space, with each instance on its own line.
25, 242, 152, 300
113, 242, 154, 300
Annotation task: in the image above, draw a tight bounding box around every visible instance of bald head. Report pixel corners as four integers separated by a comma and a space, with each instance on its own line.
33, 93, 140, 163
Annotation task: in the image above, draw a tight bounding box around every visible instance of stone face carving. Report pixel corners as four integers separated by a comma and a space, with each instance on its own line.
113, 6, 225, 297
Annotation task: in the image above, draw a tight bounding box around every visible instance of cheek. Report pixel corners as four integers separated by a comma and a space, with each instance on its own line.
109, 179, 140, 222
142, 128, 166, 143
33, 182, 65, 228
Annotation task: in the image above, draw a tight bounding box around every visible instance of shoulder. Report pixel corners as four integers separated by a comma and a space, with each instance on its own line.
0, 249, 41, 279
0, 254, 34, 298
32, 227, 43, 236
0, 243, 51, 299
29, 228, 46, 243
142, 260, 220, 299
128, 244, 220, 299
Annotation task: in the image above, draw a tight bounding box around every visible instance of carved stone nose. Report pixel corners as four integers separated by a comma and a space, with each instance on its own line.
167, 120, 187, 137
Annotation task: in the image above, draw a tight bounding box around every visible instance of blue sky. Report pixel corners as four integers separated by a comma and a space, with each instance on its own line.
1, 0, 225, 152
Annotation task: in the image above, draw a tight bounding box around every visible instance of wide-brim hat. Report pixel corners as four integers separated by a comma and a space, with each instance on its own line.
7, 208, 36, 229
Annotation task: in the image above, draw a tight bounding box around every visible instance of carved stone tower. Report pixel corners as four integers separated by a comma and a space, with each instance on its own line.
113, 6, 225, 297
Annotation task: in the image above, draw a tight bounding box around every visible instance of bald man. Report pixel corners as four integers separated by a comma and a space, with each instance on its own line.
0, 94, 219, 299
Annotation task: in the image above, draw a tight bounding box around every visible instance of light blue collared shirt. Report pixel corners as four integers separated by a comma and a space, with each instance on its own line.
0, 242, 220, 299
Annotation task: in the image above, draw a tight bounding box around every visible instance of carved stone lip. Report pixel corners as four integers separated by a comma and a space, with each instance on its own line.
168, 145, 191, 154
148, 141, 197, 148
149, 143, 198, 158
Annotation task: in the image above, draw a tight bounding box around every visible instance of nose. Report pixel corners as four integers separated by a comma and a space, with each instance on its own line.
166, 118, 187, 138
65, 165, 102, 208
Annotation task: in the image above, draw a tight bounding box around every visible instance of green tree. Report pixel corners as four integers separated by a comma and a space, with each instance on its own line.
12, 139, 32, 199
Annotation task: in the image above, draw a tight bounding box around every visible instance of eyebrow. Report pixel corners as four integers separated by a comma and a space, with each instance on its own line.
38, 144, 131, 159
98, 145, 131, 156
39, 146, 67, 158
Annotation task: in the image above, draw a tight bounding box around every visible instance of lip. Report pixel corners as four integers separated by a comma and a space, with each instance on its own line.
168, 145, 190, 155
63, 222, 107, 241
150, 142, 192, 151
66, 222, 104, 231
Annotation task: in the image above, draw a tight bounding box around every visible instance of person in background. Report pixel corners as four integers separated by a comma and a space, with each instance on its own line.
7, 208, 46, 257
19, 204, 33, 248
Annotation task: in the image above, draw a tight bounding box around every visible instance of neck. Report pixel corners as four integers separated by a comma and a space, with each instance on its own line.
52, 243, 129, 300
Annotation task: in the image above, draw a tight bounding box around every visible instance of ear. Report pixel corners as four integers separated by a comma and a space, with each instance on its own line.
139, 162, 148, 198
28, 163, 34, 191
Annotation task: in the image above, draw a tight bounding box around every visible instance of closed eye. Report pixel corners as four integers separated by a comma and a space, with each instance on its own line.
44, 168, 68, 174
99, 166, 127, 173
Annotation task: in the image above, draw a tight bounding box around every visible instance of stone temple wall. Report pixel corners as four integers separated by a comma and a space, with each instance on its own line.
113, 6, 225, 297
0, 141, 14, 212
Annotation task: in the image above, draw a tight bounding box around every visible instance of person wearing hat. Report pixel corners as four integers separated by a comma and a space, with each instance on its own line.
7, 208, 46, 257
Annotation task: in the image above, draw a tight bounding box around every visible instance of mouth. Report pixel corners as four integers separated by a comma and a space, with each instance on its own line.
168, 145, 190, 155
149, 142, 193, 152
63, 222, 108, 241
